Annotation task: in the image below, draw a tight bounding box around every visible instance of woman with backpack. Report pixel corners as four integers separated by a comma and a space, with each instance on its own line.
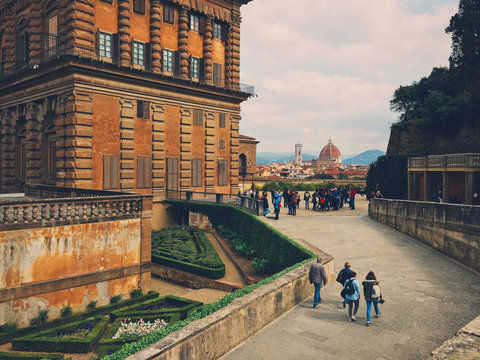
344, 271, 361, 322
362, 271, 381, 326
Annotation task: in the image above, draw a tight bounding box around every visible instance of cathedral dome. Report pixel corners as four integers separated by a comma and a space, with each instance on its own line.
319, 137, 341, 162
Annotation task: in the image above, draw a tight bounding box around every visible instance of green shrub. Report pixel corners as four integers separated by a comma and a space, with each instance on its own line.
87, 301, 98, 311
366, 155, 408, 199
31, 310, 49, 327
0, 322, 17, 333
0, 352, 64, 359
12, 316, 109, 353
60, 306, 72, 318
110, 295, 122, 304
151, 226, 225, 279
130, 289, 143, 298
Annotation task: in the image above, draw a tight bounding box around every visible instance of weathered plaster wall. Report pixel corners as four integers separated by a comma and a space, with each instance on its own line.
369, 199, 480, 272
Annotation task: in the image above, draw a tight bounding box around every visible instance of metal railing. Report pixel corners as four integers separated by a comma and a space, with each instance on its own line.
165, 190, 263, 215
40, 33, 59, 63
240, 83, 256, 96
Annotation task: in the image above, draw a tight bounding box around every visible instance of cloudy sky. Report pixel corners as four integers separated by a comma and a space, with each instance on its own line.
239, 0, 459, 155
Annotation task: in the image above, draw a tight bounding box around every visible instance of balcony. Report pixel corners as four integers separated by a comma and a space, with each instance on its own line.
240, 83, 256, 96
40, 33, 59, 63
408, 153, 480, 170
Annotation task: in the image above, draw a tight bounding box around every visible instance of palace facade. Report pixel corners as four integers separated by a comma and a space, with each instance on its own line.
0, 0, 254, 203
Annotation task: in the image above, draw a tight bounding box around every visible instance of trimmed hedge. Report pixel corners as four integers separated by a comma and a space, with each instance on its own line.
366, 155, 408, 199
11, 316, 109, 353
97, 313, 181, 357
0, 352, 65, 359
0, 292, 159, 345
101, 257, 315, 360
110, 296, 203, 321
166, 200, 314, 274
151, 226, 225, 279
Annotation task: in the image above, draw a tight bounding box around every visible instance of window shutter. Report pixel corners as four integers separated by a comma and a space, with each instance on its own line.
137, 100, 143, 118
199, 16, 205, 35
145, 42, 151, 70
191, 159, 196, 187
112, 155, 119, 188
138, 157, 144, 188
143, 100, 150, 119
199, 58, 205, 83
160, 47, 164, 72
103, 155, 111, 189
221, 24, 229, 42
188, 55, 192, 79
174, 51, 180, 78
112, 33, 119, 63
15, 36, 21, 65
145, 157, 151, 187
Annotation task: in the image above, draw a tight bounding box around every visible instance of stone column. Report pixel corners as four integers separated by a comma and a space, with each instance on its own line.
203, 16, 213, 85
25, 101, 47, 184
152, 104, 166, 196
442, 171, 449, 203
120, 99, 136, 191
29, 0, 43, 64
230, 114, 240, 192
72, 93, 94, 189
180, 108, 192, 189
465, 171, 474, 205
407, 171, 412, 200
204, 112, 216, 190
150, 1, 162, 73
178, 5, 189, 80
118, 0, 132, 67
0, 108, 17, 189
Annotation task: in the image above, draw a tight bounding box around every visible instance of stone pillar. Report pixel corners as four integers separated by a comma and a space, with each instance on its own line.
423, 171, 430, 201
0, 108, 17, 189
2, 12, 15, 72
442, 171, 449, 203
230, 114, 240, 192
152, 104, 166, 195
73, 93, 94, 188
407, 171, 412, 200
29, 0, 43, 64
120, 99, 136, 191
54, 94, 69, 187
465, 171, 474, 205
65, 0, 95, 56
150, 1, 162, 73
178, 5, 189, 80
118, 0, 131, 67
203, 16, 213, 85
204, 112, 215, 190
180, 108, 192, 189
25, 101, 47, 184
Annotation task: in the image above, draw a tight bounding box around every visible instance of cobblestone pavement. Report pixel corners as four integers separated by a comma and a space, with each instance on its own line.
222, 198, 480, 360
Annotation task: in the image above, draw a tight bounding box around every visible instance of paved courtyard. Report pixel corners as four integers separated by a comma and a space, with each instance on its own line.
222, 198, 480, 360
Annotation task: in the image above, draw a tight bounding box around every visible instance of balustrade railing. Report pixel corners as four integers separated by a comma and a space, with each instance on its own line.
0, 185, 147, 231
165, 190, 263, 215
409, 154, 480, 170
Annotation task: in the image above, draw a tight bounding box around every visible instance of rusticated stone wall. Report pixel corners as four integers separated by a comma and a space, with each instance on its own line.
369, 198, 480, 272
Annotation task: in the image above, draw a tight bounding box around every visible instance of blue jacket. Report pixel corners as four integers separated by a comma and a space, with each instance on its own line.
345, 278, 361, 301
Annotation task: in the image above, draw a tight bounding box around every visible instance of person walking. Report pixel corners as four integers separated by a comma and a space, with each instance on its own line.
344, 271, 361, 321
309, 257, 327, 308
273, 194, 280, 220
362, 271, 381, 326
336, 262, 354, 308
262, 192, 270, 217
349, 186, 357, 210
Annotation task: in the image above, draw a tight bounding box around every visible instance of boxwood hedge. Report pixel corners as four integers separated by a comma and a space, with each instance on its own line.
165, 200, 314, 273
0, 292, 159, 345
11, 316, 109, 353
0, 352, 65, 359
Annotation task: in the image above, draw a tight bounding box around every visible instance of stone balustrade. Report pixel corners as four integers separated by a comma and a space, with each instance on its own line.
409, 153, 480, 169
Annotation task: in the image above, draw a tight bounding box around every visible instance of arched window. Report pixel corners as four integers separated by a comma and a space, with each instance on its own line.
239, 154, 247, 176
16, 18, 29, 67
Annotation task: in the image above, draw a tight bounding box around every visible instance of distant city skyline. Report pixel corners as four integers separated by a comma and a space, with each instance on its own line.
239, 0, 458, 154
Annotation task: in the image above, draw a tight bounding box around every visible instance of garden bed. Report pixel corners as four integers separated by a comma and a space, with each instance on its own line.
110, 296, 203, 321
11, 316, 109, 353
97, 313, 181, 358
151, 226, 225, 279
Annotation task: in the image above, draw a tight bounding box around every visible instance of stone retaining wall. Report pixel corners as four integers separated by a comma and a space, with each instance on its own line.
369, 199, 480, 272
129, 258, 334, 360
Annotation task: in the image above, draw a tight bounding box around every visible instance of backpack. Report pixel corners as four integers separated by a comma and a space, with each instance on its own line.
372, 284, 381, 299
336, 269, 343, 284
344, 279, 356, 296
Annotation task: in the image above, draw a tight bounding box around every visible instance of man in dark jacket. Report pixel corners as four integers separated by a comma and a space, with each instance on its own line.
309, 257, 327, 308
337, 262, 353, 308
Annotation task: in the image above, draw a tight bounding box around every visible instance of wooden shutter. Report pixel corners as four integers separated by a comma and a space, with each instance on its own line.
103, 155, 111, 189
213, 63, 222, 86
112, 155, 119, 189
138, 157, 144, 188
219, 113, 225, 128
143, 101, 150, 119
174, 51, 180, 77
221, 23, 229, 42
188, 55, 192, 79
137, 100, 143, 118
199, 16, 206, 35
191, 159, 197, 187
199, 58, 205, 83
167, 158, 178, 191
112, 33, 119, 63
145, 157, 151, 187
145, 42, 151, 70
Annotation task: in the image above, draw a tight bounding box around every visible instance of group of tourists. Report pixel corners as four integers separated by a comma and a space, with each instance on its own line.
302, 187, 358, 211
309, 260, 384, 327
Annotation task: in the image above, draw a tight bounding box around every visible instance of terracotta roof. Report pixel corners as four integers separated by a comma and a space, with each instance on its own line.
319, 137, 341, 159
